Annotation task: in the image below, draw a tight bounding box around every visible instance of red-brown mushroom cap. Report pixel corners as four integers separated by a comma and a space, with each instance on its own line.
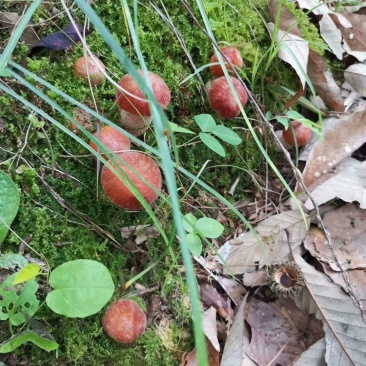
74, 56, 106, 86
208, 76, 248, 119
102, 299, 147, 344
116, 70, 171, 116
119, 109, 152, 137
209, 46, 243, 77
282, 121, 312, 147
89, 125, 131, 159
101, 151, 162, 210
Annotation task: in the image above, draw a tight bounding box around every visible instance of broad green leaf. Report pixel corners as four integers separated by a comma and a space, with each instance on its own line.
212, 125, 242, 145
46, 259, 115, 318
275, 116, 289, 128
0, 70, 11, 77
0, 330, 58, 353
169, 122, 195, 134
285, 110, 304, 120
0, 171, 20, 244
13, 263, 41, 285
0, 253, 28, 269
194, 114, 216, 133
0, 273, 39, 326
196, 218, 224, 239
183, 213, 197, 233
185, 233, 202, 257
199, 133, 225, 157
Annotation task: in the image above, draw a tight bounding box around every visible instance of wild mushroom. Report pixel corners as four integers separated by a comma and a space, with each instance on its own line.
209, 46, 243, 77
119, 109, 153, 137
282, 121, 311, 147
102, 299, 147, 344
208, 76, 248, 119
101, 150, 162, 210
89, 125, 131, 159
74, 56, 106, 86
116, 70, 171, 116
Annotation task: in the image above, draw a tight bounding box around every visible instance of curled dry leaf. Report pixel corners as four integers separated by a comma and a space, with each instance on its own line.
217, 211, 309, 275
201, 307, 220, 352
120, 225, 160, 245
307, 50, 344, 112
301, 109, 366, 189
268, 0, 301, 36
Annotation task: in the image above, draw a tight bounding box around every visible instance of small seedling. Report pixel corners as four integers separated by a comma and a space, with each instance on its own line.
182, 213, 224, 256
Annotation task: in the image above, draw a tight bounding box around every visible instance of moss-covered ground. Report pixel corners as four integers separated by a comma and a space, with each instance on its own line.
0, 0, 326, 365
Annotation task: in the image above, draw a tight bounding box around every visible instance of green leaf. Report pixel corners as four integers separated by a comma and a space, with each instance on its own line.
183, 213, 197, 233
196, 218, 224, 239
46, 259, 115, 318
0, 70, 11, 77
212, 125, 242, 145
13, 263, 41, 285
0, 330, 58, 353
275, 116, 289, 128
194, 114, 216, 133
285, 110, 304, 120
199, 133, 225, 157
208, 18, 224, 30
185, 233, 202, 257
0, 171, 20, 244
0, 253, 28, 270
169, 122, 195, 134
0, 273, 39, 326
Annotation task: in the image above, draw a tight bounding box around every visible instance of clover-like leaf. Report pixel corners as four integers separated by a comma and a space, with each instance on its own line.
183, 213, 197, 233
196, 218, 224, 239
212, 125, 242, 145
185, 233, 202, 257
199, 133, 225, 157
194, 114, 216, 132
46, 259, 115, 318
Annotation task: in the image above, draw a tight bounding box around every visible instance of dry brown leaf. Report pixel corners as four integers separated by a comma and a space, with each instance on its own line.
302, 109, 366, 189
242, 269, 268, 287
307, 50, 344, 112
268, 0, 301, 36
202, 307, 220, 352
305, 205, 366, 271
243, 297, 306, 365
200, 283, 234, 324
180, 338, 220, 366
120, 224, 160, 244
215, 276, 247, 306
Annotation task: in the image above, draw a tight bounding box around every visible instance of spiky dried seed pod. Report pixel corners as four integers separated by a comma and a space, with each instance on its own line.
267, 262, 305, 297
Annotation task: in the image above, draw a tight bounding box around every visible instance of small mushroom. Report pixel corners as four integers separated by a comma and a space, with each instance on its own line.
89, 125, 131, 159
209, 46, 243, 77
116, 70, 171, 116
282, 121, 311, 147
119, 109, 152, 137
101, 150, 162, 210
102, 299, 147, 343
74, 56, 106, 86
208, 76, 248, 119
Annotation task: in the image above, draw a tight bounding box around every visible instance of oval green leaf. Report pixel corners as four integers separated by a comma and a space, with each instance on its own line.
13, 263, 41, 285
211, 125, 242, 145
194, 114, 216, 133
199, 133, 225, 157
196, 218, 224, 239
0, 171, 20, 244
183, 213, 197, 233
185, 233, 202, 257
0, 330, 58, 353
46, 259, 115, 318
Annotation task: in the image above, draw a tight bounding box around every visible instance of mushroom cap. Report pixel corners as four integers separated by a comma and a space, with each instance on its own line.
101, 151, 162, 210
209, 46, 243, 77
102, 299, 147, 344
74, 56, 106, 86
282, 121, 312, 147
208, 76, 248, 119
116, 70, 171, 116
89, 125, 131, 159
119, 109, 152, 137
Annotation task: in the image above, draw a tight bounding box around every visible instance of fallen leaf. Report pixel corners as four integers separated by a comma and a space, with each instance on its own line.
304, 158, 366, 209
293, 337, 326, 366
268, 0, 301, 36
301, 110, 366, 189
215, 276, 247, 306
218, 211, 309, 275
199, 283, 234, 323
180, 338, 220, 366
267, 23, 309, 89
28, 23, 90, 58
121, 225, 160, 244
243, 297, 306, 365
202, 307, 220, 352
307, 50, 344, 112
293, 252, 366, 364
242, 269, 268, 287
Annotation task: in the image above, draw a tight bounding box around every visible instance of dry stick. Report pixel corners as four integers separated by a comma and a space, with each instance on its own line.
179, 0, 357, 304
